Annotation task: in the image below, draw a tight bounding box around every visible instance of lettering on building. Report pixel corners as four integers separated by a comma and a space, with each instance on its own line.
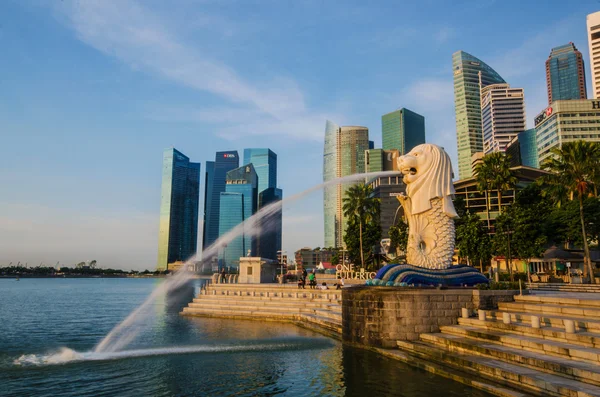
223, 153, 236, 158
335, 264, 377, 280
535, 107, 553, 127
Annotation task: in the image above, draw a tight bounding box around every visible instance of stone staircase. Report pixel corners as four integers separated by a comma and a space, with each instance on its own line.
181, 283, 342, 337
396, 293, 600, 397
526, 283, 600, 293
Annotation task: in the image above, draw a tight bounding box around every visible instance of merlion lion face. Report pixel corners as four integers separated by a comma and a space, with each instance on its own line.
397, 145, 433, 185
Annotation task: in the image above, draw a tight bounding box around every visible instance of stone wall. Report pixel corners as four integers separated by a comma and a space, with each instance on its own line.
342, 287, 520, 348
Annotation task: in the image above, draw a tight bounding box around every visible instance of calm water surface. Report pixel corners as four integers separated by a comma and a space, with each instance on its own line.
0, 278, 491, 396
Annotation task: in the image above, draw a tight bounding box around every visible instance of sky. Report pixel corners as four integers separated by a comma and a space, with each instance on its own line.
0, 0, 598, 270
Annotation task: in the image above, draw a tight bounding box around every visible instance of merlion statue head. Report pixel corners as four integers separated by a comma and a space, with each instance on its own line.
397, 143, 458, 218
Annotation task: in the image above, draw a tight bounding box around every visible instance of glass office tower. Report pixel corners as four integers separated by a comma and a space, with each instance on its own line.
203, 151, 239, 253
323, 121, 369, 248
218, 164, 258, 269
452, 50, 505, 179
157, 148, 200, 271
546, 43, 587, 104
243, 148, 282, 260
244, 148, 277, 194
381, 108, 425, 154
257, 187, 283, 260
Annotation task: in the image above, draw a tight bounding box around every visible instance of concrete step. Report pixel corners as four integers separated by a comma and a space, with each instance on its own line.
459, 318, 600, 348
202, 291, 341, 302
441, 325, 600, 364
187, 302, 341, 319
181, 307, 341, 333
196, 296, 341, 306
207, 285, 342, 295
420, 332, 600, 387
499, 302, 600, 320
515, 295, 600, 308
191, 297, 342, 311
527, 284, 600, 293
484, 310, 600, 333
397, 339, 600, 397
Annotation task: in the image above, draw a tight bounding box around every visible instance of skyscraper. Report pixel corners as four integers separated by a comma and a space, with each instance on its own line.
546, 43, 587, 104
243, 148, 282, 260
202, 151, 239, 253
218, 164, 258, 269
381, 108, 425, 154
535, 100, 600, 165
243, 148, 277, 194
480, 82, 526, 154
365, 149, 400, 173
453, 50, 506, 179
257, 187, 283, 261
587, 12, 600, 99
323, 122, 369, 248
157, 148, 200, 271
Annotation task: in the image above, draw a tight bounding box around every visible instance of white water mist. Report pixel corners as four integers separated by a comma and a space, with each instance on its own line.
94, 170, 399, 353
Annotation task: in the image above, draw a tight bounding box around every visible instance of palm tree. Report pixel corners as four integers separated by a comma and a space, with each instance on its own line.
475, 152, 516, 229
541, 141, 600, 284
342, 183, 379, 269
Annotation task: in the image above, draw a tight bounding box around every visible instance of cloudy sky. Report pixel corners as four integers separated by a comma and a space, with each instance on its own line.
0, 0, 597, 270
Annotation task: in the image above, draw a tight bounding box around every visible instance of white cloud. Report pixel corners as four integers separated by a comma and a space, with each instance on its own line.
53, 0, 327, 140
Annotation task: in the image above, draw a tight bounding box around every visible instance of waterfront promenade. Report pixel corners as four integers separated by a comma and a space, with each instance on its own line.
182, 282, 600, 396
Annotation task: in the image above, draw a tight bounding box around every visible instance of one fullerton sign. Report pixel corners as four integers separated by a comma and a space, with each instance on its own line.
335, 264, 377, 280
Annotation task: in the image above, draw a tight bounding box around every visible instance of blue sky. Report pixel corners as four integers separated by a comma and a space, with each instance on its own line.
0, 0, 597, 270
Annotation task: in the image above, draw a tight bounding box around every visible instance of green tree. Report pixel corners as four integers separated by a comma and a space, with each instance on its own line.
475, 152, 517, 229
455, 211, 491, 272
493, 210, 516, 281
388, 219, 408, 258
344, 216, 381, 270
342, 183, 380, 269
540, 141, 600, 283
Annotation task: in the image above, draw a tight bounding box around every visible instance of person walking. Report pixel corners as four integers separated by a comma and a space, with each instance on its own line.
220, 267, 226, 284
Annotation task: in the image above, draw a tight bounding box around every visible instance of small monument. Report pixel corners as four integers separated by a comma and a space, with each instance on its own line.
368, 144, 488, 287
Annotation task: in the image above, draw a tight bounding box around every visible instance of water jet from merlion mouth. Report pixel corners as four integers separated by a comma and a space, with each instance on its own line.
93, 170, 399, 354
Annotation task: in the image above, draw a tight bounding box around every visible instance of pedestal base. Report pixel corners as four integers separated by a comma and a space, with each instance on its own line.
367, 264, 489, 287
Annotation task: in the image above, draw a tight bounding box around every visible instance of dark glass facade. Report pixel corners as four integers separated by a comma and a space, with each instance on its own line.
546, 43, 587, 104
157, 148, 200, 270
519, 129, 539, 168
381, 108, 425, 154
218, 164, 258, 269
202, 151, 239, 253
257, 187, 283, 260
367, 176, 405, 239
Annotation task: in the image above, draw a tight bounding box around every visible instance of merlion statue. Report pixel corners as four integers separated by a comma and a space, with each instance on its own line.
396, 143, 457, 269
368, 143, 488, 287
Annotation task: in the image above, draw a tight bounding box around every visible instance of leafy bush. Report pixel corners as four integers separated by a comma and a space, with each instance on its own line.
476, 281, 521, 290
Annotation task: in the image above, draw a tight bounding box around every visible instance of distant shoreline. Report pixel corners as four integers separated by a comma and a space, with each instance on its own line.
0, 274, 213, 279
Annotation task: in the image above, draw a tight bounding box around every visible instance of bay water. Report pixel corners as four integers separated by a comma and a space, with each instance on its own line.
0, 278, 491, 396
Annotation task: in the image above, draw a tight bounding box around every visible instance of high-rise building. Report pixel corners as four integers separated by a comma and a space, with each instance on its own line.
243, 148, 277, 194
243, 148, 282, 261
218, 164, 258, 269
202, 151, 239, 253
257, 187, 283, 260
453, 50, 506, 179
366, 175, 405, 240
587, 12, 600, 99
381, 108, 425, 154
505, 129, 539, 169
369, 140, 375, 150
546, 43, 587, 104
365, 149, 400, 173
480, 82, 526, 154
157, 148, 200, 271
323, 122, 369, 248
535, 99, 600, 165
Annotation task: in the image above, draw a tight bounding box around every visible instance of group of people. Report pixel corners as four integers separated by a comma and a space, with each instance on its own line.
297, 269, 345, 290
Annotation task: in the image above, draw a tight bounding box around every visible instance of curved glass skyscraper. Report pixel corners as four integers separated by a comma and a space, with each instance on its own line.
323, 121, 369, 248
452, 51, 505, 179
